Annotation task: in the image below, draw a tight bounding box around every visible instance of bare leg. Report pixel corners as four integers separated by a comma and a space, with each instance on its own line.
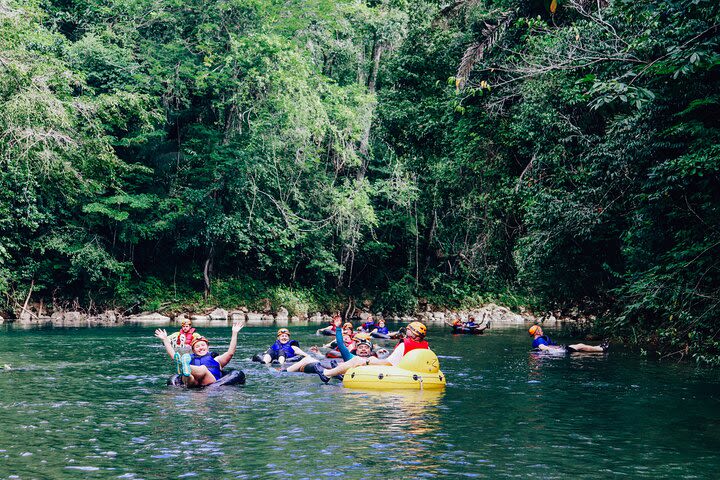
568, 343, 604, 353
322, 355, 388, 378
182, 365, 217, 387
285, 356, 317, 373
262, 354, 273, 364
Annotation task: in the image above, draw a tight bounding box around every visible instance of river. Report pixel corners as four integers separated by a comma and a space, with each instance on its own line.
1, 323, 719, 478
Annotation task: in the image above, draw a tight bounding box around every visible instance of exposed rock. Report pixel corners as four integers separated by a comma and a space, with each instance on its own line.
309, 313, 323, 323
128, 312, 171, 323
191, 315, 210, 323
0, 316, 4, 324
246, 312, 264, 324
432, 312, 445, 321
290, 316, 301, 323
261, 314, 275, 322
175, 313, 189, 324
229, 311, 246, 322
208, 308, 228, 321
277, 307, 289, 318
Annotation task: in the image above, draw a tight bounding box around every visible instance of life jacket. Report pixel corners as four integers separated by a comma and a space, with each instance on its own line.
175, 328, 196, 347
361, 321, 376, 332
532, 335, 556, 349
376, 326, 389, 335
190, 352, 223, 380
400, 337, 429, 355
270, 339, 299, 358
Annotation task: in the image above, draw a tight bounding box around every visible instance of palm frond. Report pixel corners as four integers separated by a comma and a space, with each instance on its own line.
456, 12, 514, 90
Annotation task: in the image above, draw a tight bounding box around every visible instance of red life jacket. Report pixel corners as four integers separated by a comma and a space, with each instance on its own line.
401, 337, 429, 355
176, 328, 196, 347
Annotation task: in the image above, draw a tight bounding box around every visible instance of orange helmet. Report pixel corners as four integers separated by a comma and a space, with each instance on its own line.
342, 322, 353, 331
528, 325, 541, 336
407, 321, 427, 338
191, 336, 209, 348
277, 328, 290, 337
181, 319, 192, 326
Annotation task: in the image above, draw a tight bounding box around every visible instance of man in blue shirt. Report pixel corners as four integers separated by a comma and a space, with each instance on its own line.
529, 325, 609, 353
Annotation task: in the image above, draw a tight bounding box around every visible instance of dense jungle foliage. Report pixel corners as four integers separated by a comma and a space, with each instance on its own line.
1, 0, 718, 362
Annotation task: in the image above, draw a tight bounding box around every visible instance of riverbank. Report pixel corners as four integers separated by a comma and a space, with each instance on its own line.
3, 301, 595, 332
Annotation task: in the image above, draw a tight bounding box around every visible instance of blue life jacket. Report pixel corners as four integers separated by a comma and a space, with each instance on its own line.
376, 326, 389, 334
190, 352, 223, 380
270, 339, 299, 358
532, 335, 557, 349
466, 322, 477, 328
361, 322, 376, 332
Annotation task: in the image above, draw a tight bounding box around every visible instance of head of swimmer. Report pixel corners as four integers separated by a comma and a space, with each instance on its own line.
192, 338, 209, 356
377, 318, 385, 327
528, 324, 543, 337
181, 320, 192, 331
355, 341, 372, 357
277, 328, 291, 344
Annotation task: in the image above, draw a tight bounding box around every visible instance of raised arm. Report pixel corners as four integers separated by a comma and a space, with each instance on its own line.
154, 329, 177, 359
215, 320, 244, 367
336, 325, 355, 361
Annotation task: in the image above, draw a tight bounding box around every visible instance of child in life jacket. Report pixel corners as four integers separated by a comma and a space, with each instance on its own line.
167, 319, 201, 351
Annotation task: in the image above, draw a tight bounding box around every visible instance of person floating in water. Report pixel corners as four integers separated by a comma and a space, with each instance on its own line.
167, 319, 201, 351
286, 329, 385, 375
316, 313, 342, 336
444, 315, 490, 334
357, 315, 377, 333
257, 328, 311, 365
313, 321, 430, 383
368, 317, 404, 339
155, 321, 244, 387
529, 325, 609, 353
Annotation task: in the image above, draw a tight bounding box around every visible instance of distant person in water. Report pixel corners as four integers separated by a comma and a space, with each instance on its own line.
167, 319, 201, 351
155, 321, 244, 387
529, 325, 608, 353
316, 313, 343, 336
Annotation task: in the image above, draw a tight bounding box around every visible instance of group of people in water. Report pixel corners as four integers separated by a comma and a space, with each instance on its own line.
154, 314, 609, 388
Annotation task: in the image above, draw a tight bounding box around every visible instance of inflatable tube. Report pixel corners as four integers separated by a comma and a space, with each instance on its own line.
451, 325, 486, 335
166, 369, 246, 388
251, 354, 303, 365
316, 329, 335, 336
325, 349, 342, 359
370, 332, 403, 340
343, 349, 446, 391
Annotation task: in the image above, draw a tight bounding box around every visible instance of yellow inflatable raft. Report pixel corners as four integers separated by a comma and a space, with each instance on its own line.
343, 348, 446, 390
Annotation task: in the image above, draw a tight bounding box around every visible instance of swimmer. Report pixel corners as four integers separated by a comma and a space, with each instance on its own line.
167, 318, 201, 351
529, 325, 609, 353
155, 320, 244, 387
258, 328, 312, 365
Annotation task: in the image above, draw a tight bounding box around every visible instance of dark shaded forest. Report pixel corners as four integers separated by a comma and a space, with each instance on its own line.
1, 0, 718, 362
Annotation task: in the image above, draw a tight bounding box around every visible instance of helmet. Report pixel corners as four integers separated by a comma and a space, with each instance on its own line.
277, 328, 290, 337
354, 332, 372, 341
191, 336, 209, 348
181, 319, 192, 326
342, 322, 353, 331
355, 337, 373, 350
528, 325, 541, 336
407, 321, 427, 338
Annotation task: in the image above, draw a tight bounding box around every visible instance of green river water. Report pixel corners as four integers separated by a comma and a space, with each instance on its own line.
1, 323, 719, 479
